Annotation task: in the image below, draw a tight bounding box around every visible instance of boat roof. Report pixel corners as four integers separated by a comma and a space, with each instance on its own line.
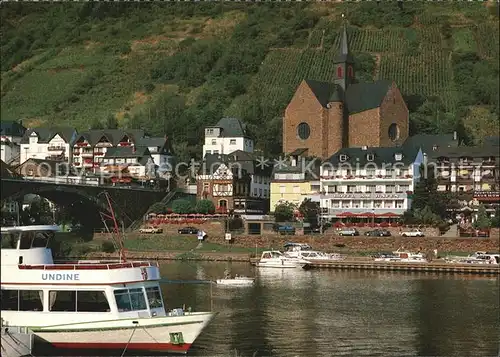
1, 225, 60, 233
284, 242, 311, 248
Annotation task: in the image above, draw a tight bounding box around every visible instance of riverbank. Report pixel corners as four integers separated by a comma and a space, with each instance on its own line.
73, 234, 499, 262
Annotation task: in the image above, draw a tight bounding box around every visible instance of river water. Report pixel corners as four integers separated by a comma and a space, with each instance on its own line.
35, 261, 499, 357
162, 262, 499, 357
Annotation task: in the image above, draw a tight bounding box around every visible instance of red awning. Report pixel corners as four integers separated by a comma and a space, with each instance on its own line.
377, 212, 399, 217
337, 212, 357, 217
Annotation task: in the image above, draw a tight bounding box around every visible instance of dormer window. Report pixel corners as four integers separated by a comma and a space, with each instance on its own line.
367, 154, 374, 161
395, 153, 403, 161
340, 154, 347, 162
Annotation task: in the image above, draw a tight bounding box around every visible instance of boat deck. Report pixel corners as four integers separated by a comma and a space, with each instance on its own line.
303, 260, 500, 275
18, 261, 158, 271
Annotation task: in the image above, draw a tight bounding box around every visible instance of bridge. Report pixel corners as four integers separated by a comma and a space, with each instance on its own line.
0, 177, 167, 228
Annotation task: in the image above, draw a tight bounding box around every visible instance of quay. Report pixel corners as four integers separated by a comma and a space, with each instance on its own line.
1, 319, 34, 357
301, 260, 500, 275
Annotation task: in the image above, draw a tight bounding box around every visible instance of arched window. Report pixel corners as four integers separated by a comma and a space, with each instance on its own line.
337, 66, 343, 79
297, 123, 311, 140
347, 66, 353, 78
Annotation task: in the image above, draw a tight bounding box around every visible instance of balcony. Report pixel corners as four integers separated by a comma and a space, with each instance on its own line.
81, 151, 93, 157
48, 145, 65, 151
320, 175, 412, 182
45, 155, 67, 161
320, 192, 408, 200
321, 208, 407, 217
75, 142, 89, 147
474, 191, 500, 202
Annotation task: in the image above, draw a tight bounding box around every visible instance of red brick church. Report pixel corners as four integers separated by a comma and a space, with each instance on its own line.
283, 23, 409, 159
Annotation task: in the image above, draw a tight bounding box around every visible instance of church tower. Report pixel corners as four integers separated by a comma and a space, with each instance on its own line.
333, 20, 355, 92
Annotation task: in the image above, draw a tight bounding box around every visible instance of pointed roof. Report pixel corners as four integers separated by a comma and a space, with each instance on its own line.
333, 23, 354, 64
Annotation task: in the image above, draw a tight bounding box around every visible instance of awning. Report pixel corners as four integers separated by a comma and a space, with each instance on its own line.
377, 212, 400, 217
337, 212, 357, 217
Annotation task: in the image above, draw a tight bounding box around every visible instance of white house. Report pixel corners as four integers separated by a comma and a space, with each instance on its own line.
72, 129, 145, 173
319, 145, 424, 220
202, 117, 254, 157
0, 121, 26, 165
20, 127, 77, 165
136, 136, 175, 176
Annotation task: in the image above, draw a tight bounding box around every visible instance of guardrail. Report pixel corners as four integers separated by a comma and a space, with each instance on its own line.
18, 261, 158, 270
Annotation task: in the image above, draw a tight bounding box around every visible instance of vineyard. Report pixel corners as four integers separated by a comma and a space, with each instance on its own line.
243, 19, 498, 116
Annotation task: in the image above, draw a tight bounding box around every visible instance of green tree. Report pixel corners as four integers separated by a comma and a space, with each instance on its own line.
195, 199, 215, 214
474, 204, 491, 229
274, 201, 296, 222
171, 199, 194, 214
413, 205, 441, 225
105, 114, 118, 129
490, 207, 500, 228
299, 198, 319, 226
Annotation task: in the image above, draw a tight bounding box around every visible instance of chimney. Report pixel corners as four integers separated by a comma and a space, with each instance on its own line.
453, 131, 457, 141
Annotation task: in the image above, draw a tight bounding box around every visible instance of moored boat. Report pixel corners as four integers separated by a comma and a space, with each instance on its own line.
255, 250, 309, 268
0, 224, 215, 354
215, 276, 255, 286
374, 248, 427, 263
283, 242, 345, 261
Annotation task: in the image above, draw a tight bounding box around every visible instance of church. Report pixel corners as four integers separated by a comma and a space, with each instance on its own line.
283, 23, 409, 160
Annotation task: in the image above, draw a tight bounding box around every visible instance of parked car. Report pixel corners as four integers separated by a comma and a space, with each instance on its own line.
274, 224, 296, 235
178, 226, 199, 234
139, 226, 163, 234
401, 229, 424, 237
312, 223, 331, 234
365, 229, 391, 237
338, 228, 359, 236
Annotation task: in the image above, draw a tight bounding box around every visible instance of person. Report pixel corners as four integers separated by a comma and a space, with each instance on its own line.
224, 269, 231, 279
197, 230, 204, 241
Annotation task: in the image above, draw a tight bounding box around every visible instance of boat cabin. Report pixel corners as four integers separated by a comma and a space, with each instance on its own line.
1, 225, 58, 265
260, 251, 284, 260
283, 243, 312, 254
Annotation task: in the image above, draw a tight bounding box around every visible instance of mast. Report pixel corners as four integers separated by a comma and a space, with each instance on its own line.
99, 192, 126, 262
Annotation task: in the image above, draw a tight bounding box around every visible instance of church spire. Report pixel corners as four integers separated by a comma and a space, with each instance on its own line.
333, 14, 355, 91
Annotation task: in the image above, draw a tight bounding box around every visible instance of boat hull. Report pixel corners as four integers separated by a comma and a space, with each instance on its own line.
30, 313, 214, 354
256, 262, 306, 268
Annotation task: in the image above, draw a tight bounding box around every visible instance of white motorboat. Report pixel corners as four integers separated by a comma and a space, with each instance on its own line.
283, 242, 345, 261
0, 224, 215, 354
255, 250, 310, 268
445, 251, 499, 265
215, 276, 255, 286
374, 248, 427, 263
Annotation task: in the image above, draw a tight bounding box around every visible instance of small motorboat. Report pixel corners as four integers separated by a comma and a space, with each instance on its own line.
255, 250, 310, 268
215, 275, 255, 286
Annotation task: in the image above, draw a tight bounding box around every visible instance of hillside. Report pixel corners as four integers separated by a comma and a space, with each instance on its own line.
1, 2, 498, 160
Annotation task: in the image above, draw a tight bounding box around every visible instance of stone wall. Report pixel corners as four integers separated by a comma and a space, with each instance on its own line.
207, 234, 499, 253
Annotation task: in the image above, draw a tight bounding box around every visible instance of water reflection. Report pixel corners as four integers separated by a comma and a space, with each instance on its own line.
159, 262, 499, 357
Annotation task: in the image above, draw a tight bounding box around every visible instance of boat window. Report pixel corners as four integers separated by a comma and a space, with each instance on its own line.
49, 291, 76, 311
262, 252, 271, 259
146, 287, 163, 309
114, 288, 147, 312
32, 232, 51, 248
1, 289, 19, 310
76, 291, 110, 312
19, 231, 35, 249
1, 233, 18, 249
19, 290, 43, 311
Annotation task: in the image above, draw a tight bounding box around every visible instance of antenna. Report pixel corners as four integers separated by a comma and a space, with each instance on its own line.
99, 191, 126, 262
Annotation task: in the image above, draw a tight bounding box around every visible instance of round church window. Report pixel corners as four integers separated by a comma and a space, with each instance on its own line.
388, 123, 400, 141
297, 122, 310, 140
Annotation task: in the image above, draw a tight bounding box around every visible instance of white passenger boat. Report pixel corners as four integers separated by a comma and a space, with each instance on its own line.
215, 276, 255, 286
255, 250, 310, 268
0, 225, 215, 354
283, 242, 345, 261
374, 248, 427, 263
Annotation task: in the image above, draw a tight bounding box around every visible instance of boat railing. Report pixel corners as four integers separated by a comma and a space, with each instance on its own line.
17, 260, 159, 270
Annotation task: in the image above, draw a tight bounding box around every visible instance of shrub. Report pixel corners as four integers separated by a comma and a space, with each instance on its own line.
101, 241, 116, 253
195, 199, 215, 214
172, 199, 194, 214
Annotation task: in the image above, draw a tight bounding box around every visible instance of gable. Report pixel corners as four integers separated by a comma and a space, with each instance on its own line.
213, 164, 234, 179
287, 80, 326, 111
49, 134, 65, 144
